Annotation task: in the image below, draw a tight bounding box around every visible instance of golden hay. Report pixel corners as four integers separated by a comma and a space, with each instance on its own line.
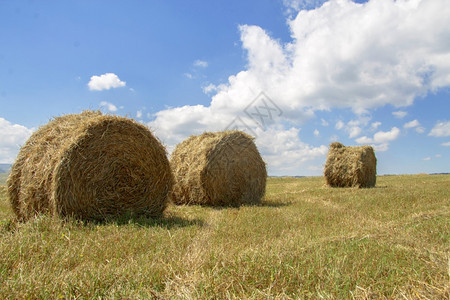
324, 142, 377, 188
170, 131, 267, 206
7, 111, 173, 221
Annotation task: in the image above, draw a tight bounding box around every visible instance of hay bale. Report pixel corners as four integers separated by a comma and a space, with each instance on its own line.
170, 131, 267, 206
324, 142, 377, 188
7, 111, 173, 221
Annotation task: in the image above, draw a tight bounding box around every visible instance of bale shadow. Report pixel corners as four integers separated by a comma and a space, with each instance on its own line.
258, 200, 292, 207
0, 215, 204, 234
185, 199, 292, 210
88, 215, 204, 229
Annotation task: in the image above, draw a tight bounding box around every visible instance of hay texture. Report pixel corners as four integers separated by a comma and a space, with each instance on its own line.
324, 142, 377, 188
170, 131, 267, 206
7, 111, 173, 221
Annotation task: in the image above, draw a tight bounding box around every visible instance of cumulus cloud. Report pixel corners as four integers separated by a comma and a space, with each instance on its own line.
349, 126, 362, 138
404, 119, 425, 133
314, 129, 320, 136
136, 110, 143, 119
335, 121, 344, 130
254, 127, 327, 175
423, 157, 431, 161
404, 119, 420, 129
372, 127, 401, 143
371, 121, 381, 130
357, 127, 400, 144
442, 142, 450, 147
356, 127, 400, 151
148, 108, 327, 175
392, 111, 407, 119
0, 118, 34, 163
415, 126, 425, 134
283, 0, 328, 14
88, 73, 126, 91
193, 60, 208, 68
202, 83, 219, 94
329, 135, 339, 142
429, 121, 450, 137
99, 101, 118, 112
148, 0, 450, 174
335, 118, 367, 138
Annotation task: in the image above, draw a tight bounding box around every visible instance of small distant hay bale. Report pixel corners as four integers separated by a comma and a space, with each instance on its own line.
7, 111, 173, 221
324, 142, 377, 188
170, 131, 267, 206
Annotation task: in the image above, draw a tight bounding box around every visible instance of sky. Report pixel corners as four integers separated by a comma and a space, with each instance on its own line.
1, 0, 449, 176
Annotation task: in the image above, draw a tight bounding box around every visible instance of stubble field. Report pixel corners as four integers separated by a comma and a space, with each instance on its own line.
0, 174, 448, 299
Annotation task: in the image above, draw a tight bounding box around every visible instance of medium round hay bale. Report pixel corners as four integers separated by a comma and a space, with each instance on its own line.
170, 131, 267, 206
324, 142, 377, 188
7, 111, 173, 221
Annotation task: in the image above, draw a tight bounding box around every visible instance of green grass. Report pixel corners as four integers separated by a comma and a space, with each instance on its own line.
0, 175, 449, 299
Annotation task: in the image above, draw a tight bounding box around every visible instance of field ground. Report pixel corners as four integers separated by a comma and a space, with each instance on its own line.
0, 175, 449, 299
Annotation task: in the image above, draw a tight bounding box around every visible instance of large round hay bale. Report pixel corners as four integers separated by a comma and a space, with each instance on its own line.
170, 131, 267, 206
324, 142, 377, 188
7, 111, 173, 221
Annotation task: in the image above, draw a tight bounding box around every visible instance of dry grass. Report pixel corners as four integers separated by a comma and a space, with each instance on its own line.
8, 111, 172, 221
324, 142, 377, 188
0, 173, 7, 186
0, 174, 449, 299
170, 131, 267, 206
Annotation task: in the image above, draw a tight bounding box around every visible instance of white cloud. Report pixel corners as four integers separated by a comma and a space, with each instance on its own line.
202, 83, 218, 94
392, 111, 407, 119
371, 121, 381, 130
321, 118, 329, 126
336, 118, 366, 138
329, 135, 339, 142
348, 126, 361, 138
356, 127, 400, 151
0, 118, 34, 163
435, 154, 442, 158
148, 105, 218, 147
88, 73, 126, 91
442, 142, 450, 147
355, 135, 372, 144
372, 127, 401, 144
283, 0, 328, 14
99, 101, 118, 112
404, 119, 420, 129
335, 120, 344, 130
283, 0, 450, 111
314, 129, 319, 136
147, 0, 450, 174
254, 127, 327, 175
429, 121, 450, 137
136, 110, 142, 119
193, 60, 208, 68
415, 126, 425, 134
423, 157, 431, 161
184, 73, 193, 79
147, 108, 327, 175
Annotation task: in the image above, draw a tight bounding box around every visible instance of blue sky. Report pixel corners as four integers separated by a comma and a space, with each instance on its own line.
1, 0, 449, 176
